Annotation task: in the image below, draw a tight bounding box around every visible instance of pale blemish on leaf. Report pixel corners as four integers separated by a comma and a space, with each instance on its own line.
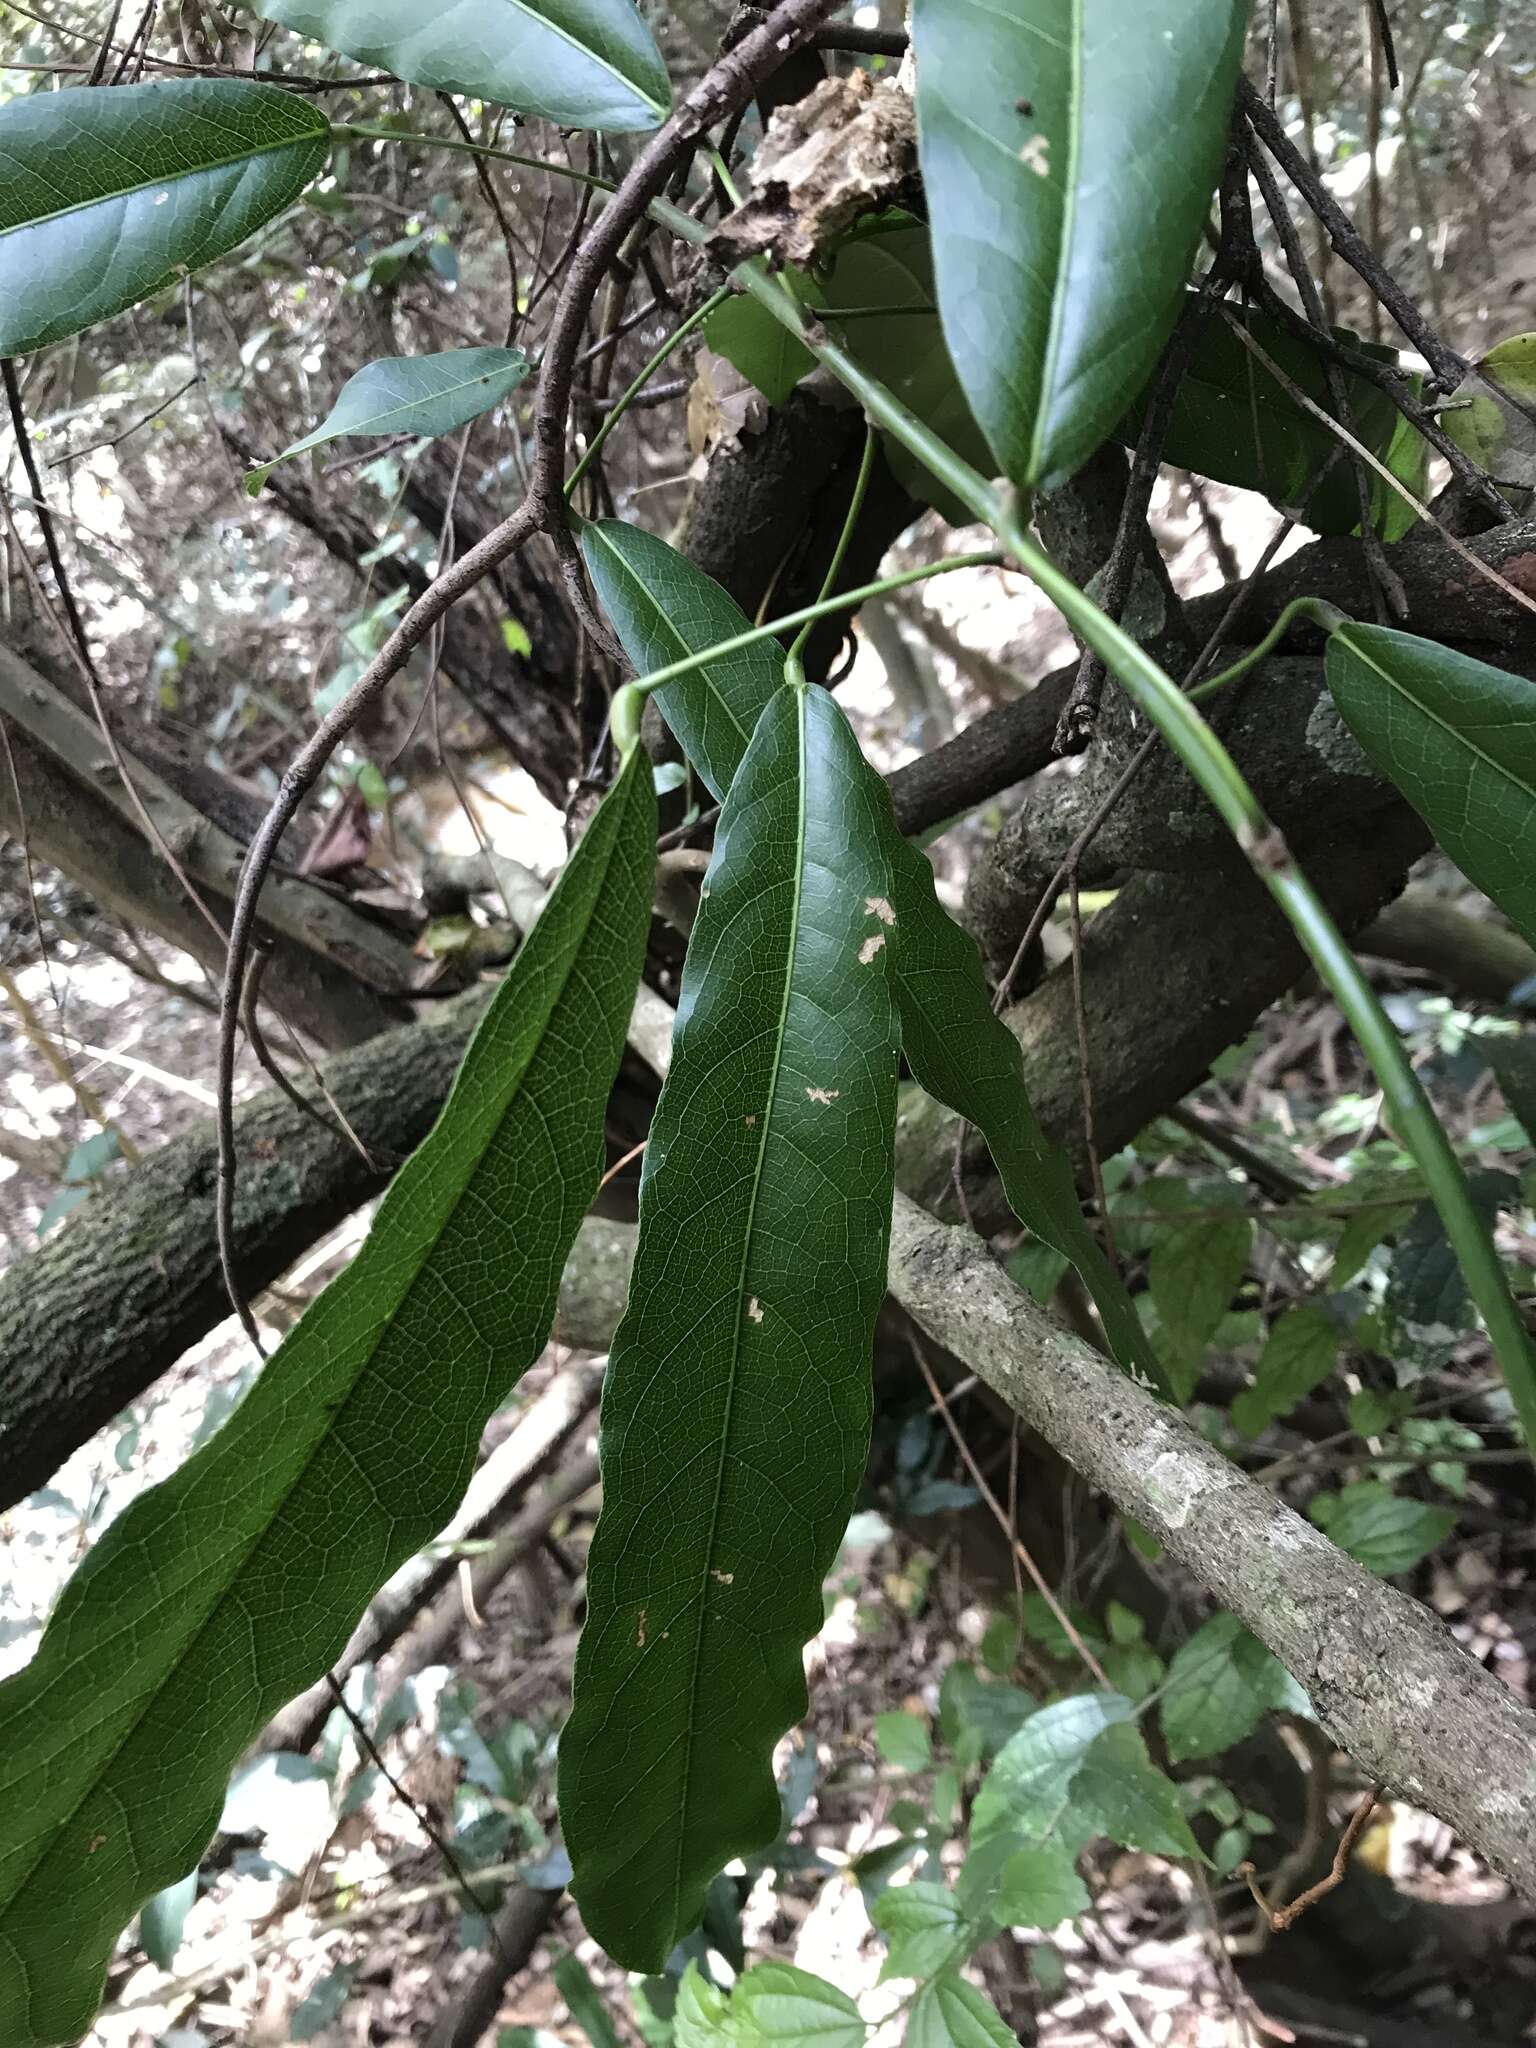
1019, 133, 1050, 176
710, 1569, 735, 1585
747, 1297, 764, 1323
636, 1608, 648, 1649
859, 934, 886, 965
805, 1087, 841, 1105
865, 895, 897, 925
744, 1113, 758, 1127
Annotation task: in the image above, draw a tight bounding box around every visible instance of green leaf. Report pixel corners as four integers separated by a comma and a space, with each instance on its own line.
705, 295, 818, 408
875, 1712, 933, 1774
819, 220, 992, 521
1310, 1481, 1455, 1576
584, 521, 1164, 1392
0, 750, 655, 2048
939, 1666, 1036, 1758
1160, 1612, 1309, 1763
704, 220, 988, 521
911, 0, 1247, 490
879, 828, 1169, 1395
1069, 1722, 1202, 1860
582, 519, 785, 806
1385, 1171, 1517, 1372
872, 1882, 970, 1980
991, 1843, 1090, 1931
733, 1965, 864, 2048
907, 1974, 1014, 2048
1482, 1033, 1536, 1149
0, 81, 329, 357
1148, 1213, 1253, 1401
972, 1693, 1132, 1844
253, 0, 670, 130
561, 686, 900, 1971
1326, 625, 1536, 950
245, 348, 530, 492
555, 1953, 625, 2048
137, 1866, 197, 1970
1441, 334, 1536, 493
1231, 1307, 1339, 1439
1130, 301, 1406, 537
675, 1963, 733, 2048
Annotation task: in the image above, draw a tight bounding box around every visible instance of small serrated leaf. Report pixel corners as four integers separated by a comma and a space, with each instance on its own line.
1161, 1613, 1309, 1763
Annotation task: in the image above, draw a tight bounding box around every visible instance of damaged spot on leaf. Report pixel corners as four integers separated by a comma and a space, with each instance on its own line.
747, 1297, 765, 1323
865, 895, 897, 925
859, 934, 886, 964
1019, 133, 1050, 177
805, 1087, 841, 1104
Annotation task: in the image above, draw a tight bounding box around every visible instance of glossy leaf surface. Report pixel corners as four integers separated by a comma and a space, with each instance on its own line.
0, 751, 655, 2048
1126, 301, 1406, 537
561, 685, 900, 1969
703, 220, 990, 522
585, 522, 1163, 1391
878, 825, 1169, 1395
911, 0, 1247, 490
1326, 625, 1536, 948
0, 82, 329, 357
256, 0, 670, 129
246, 348, 530, 492
581, 519, 784, 800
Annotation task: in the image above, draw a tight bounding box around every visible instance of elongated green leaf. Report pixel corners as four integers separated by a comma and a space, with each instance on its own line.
245, 348, 530, 493
560, 684, 900, 1970
584, 520, 1165, 1392
0, 751, 655, 2048
1326, 626, 1536, 949
877, 826, 1169, 1395
0, 81, 329, 357
1069, 1722, 1202, 1860
1148, 1212, 1253, 1401
581, 519, 784, 801
1310, 1481, 1455, 1576
256, 0, 669, 130
911, 0, 1247, 491
1124, 302, 1406, 538
872, 1883, 970, 1981
1160, 1612, 1309, 1763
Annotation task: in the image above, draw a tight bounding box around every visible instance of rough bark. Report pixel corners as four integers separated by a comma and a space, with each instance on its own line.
886, 1191, 1536, 1907
0, 703, 411, 1051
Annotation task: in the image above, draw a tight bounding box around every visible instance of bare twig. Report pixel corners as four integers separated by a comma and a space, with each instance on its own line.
1239, 1788, 1382, 1932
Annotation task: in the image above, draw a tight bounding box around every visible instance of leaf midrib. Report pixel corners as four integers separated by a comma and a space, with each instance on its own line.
298, 357, 528, 452
1338, 630, 1536, 813
595, 531, 756, 788
0, 123, 324, 240
669, 685, 807, 1932
0, 778, 632, 1959
1027, 0, 1083, 483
